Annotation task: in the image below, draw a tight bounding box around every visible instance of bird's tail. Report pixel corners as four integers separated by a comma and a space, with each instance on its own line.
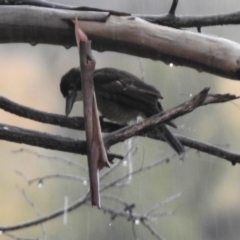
158, 125, 184, 156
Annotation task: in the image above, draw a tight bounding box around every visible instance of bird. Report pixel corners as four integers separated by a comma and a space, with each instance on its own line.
60, 67, 184, 155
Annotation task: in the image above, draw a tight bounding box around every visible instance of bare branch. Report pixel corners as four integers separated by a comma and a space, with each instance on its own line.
0, 92, 237, 131
169, 0, 179, 15
0, 152, 172, 232
137, 11, 240, 28
0, 193, 89, 232
2, 6, 240, 79
0, 89, 239, 164
0, 123, 88, 154
176, 135, 240, 165
0, 0, 130, 16
0, 96, 85, 130
145, 193, 182, 217
12, 148, 87, 171
16, 186, 47, 239
2, 1, 240, 29
0, 121, 239, 164
3, 232, 37, 240
15, 171, 87, 184
104, 88, 209, 147
203, 93, 240, 105
141, 221, 165, 240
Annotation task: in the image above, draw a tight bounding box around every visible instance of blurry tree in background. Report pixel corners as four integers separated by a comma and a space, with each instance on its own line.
1, 0, 240, 240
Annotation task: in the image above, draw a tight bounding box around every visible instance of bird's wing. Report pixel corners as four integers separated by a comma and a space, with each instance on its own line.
94, 68, 162, 115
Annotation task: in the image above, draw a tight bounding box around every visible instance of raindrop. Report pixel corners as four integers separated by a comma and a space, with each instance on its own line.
109, 223, 112, 226
169, 63, 173, 67
189, 93, 193, 97
3, 126, 8, 130
83, 180, 87, 185
123, 160, 127, 166
0, 231, 2, 235
30, 42, 37, 46
134, 219, 140, 225
38, 181, 43, 188
64, 45, 72, 49
63, 196, 68, 225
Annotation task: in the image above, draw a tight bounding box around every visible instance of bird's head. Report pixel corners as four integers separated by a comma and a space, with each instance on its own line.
60, 68, 82, 116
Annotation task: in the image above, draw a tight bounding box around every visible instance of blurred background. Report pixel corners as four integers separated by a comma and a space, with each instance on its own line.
1, 0, 240, 239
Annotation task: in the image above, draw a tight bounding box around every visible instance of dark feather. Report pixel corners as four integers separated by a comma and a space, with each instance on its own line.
94, 68, 163, 116
60, 67, 184, 155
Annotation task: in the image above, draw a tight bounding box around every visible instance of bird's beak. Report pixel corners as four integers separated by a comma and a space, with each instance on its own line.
65, 89, 77, 116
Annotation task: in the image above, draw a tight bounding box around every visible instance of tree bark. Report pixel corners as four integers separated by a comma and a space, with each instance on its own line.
1, 6, 240, 79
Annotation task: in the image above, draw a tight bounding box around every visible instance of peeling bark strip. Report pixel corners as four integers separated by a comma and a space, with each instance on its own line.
79, 41, 101, 208
77, 16, 240, 80
78, 36, 109, 207
1, 6, 240, 79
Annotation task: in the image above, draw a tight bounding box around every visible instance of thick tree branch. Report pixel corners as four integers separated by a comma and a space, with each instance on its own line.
0, 116, 239, 165
2, 119, 239, 164
2, 0, 240, 29
0, 123, 87, 154
0, 93, 237, 132
1, 6, 240, 79
0, 96, 123, 132
0, 89, 238, 164
0, 96, 85, 130
0, 122, 123, 160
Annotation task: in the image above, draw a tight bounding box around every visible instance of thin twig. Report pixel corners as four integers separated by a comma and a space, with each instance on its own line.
100, 154, 174, 193
0, 152, 175, 232
16, 186, 47, 240
141, 221, 165, 240
12, 148, 87, 171
101, 195, 132, 207
0, 192, 89, 231
145, 193, 182, 217
169, 0, 179, 15
15, 171, 87, 184
3, 232, 37, 240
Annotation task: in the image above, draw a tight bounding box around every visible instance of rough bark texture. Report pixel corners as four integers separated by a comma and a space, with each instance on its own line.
1, 6, 240, 79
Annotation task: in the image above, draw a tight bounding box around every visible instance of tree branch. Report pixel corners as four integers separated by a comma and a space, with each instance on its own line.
136, 11, 240, 28
0, 123, 87, 154
0, 96, 85, 130
1, 6, 240, 79
2, 1, 240, 29
0, 89, 238, 164
169, 0, 179, 15
103, 88, 208, 147
0, 153, 174, 233
0, 92, 237, 131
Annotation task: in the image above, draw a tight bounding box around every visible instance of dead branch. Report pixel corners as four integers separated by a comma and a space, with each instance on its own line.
0, 153, 175, 235
2, 1, 240, 29
0, 90, 239, 163
104, 88, 209, 147
1, 6, 240, 79
0, 92, 237, 131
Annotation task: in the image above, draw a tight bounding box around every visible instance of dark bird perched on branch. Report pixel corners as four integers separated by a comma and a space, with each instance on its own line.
60, 67, 184, 155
